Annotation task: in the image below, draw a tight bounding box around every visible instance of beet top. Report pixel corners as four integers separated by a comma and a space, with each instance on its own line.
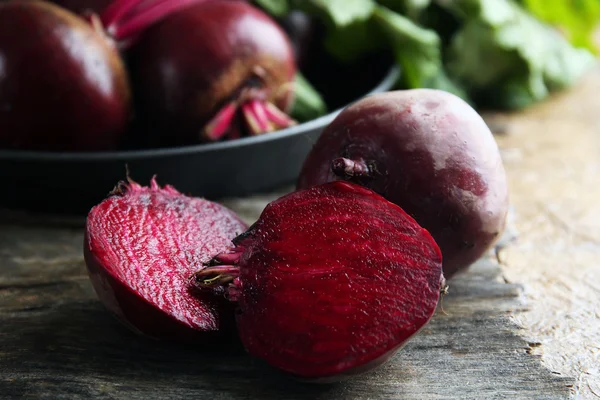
297, 89, 509, 278
84, 177, 248, 340
128, 0, 297, 146
0, 0, 131, 151
195, 181, 443, 380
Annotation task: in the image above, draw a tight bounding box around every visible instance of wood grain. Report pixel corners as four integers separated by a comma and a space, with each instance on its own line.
0, 215, 571, 399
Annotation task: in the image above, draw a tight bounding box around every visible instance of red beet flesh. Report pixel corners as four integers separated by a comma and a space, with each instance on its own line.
0, 1, 131, 151
195, 181, 443, 380
128, 0, 297, 145
84, 178, 248, 340
297, 90, 509, 278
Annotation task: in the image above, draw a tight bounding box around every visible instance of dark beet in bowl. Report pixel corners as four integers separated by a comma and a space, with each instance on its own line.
0, 59, 399, 215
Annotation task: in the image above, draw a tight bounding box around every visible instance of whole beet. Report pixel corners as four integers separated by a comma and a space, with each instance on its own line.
195, 181, 444, 380
297, 89, 509, 278
84, 177, 248, 340
0, 1, 131, 151
128, 0, 296, 145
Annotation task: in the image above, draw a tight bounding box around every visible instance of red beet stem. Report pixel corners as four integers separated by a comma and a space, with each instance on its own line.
242, 102, 263, 135
331, 157, 373, 178
207, 99, 295, 140
262, 101, 296, 128
99, 0, 209, 46
249, 99, 273, 132
203, 101, 237, 141
112, 0, 203, 41
100, 0, 139, 32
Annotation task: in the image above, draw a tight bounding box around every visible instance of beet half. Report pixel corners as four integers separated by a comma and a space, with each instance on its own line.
297, 89, 509, 279
195, 181, 443, 380
0, 0, 131, 151
128, 0, 297, 145
84, 178, 248, 340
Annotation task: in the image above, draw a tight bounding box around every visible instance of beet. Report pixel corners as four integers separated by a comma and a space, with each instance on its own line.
297, 89, 509, 278
84, 177, 248, 340
194, 181, 443, 380
49, 0, 113, 15
128, 0, 297, 145
0, 0, 131, 151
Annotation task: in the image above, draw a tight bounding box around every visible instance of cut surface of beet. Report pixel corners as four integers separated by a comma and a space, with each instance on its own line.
84, 178, 247, 339
195, 181, 443, 379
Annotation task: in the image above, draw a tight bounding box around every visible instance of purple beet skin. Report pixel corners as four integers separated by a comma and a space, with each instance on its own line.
0, 0, 131, 151
298, 89, 509, 278
127, 0, 297, 145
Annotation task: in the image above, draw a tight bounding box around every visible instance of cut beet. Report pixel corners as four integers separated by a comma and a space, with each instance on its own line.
194, 181, 443, 380
84, 177, 248, 340
297, 89, 509, 278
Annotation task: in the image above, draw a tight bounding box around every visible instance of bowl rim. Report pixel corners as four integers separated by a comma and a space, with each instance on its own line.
0, 66, 400, 162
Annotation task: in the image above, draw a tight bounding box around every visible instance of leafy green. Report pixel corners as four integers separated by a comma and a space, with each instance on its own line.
377, 0, 431, 20
256, 0, 597, 112
291, 0, 376, 28
253, 0, 289, 17
519, 0, 600, 53
444, 0, 596, 109
373, 6, 467, 98
289, 73, 328, 122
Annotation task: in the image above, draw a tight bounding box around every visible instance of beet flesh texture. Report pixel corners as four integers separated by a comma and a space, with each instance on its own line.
297, 90, 509, 279
128, 0, 296, 145
84, 178, 248, 340
228, 181, 443, 379
0, 1, 131, 151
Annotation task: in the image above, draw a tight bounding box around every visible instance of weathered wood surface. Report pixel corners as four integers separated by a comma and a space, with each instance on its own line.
6, 65, 600, 400
0, 209, 571, 399
489, 67, 600, 399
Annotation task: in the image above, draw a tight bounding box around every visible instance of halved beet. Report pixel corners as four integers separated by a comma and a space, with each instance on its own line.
194, 181, 443, 380
127, 0, 297, 145
297, 89, 509, 278
84, 178, 248, 340
0, 0, 131, 151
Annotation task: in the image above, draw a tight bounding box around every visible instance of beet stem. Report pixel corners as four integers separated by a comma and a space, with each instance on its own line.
203, 102, 238, 141
100, 0, 141, 31
113, 0, 206, 41
242, 103, 263, 135
262, 101, 296, 128
249, 100, 272, 132
331, 158, 373, 179
193, 265, 240, 289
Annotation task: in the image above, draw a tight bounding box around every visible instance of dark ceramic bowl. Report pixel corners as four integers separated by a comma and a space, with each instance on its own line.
0, 65, 399, 215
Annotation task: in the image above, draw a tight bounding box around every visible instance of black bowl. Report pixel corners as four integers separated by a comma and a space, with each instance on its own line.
0, 65, 399, 215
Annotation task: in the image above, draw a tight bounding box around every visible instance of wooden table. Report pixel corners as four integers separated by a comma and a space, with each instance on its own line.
3, 68, 600, 399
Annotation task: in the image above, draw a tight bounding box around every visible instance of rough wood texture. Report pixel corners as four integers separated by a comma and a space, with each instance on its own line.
0, 207, 571, 399
490, 67, 600, 399
6, 67, 600, 400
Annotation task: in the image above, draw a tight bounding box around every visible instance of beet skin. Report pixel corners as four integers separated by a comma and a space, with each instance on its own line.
195, 181, 444, 380
0, 1, 131, 151
298, 89, 509, 278
128, 0, 296, 145
84, 178, 248, 340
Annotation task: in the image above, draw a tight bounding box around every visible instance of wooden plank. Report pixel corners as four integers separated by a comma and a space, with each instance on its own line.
0, 215, 571, 399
